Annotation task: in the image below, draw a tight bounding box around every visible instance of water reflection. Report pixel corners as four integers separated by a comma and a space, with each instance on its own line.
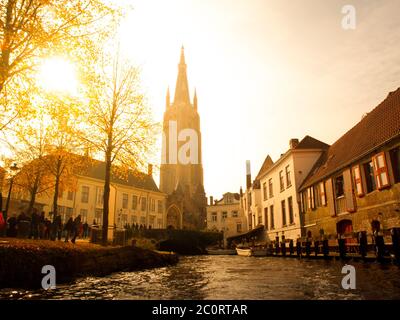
1, 256, 400, 300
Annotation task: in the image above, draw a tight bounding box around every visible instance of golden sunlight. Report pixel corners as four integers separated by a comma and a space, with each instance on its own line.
37, 58, 78, 94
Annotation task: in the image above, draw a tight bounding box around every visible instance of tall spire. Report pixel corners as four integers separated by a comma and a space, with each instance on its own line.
166, 86, 170, 109
193, 88, 197, 110
173, 46, 190, 105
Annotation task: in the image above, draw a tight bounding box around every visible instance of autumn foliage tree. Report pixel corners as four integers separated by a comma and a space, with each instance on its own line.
84, 55, 157, 245
0, 0, 122, 131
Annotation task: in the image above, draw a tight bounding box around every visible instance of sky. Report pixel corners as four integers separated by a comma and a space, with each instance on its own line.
24, 0, 399, 200
115, 0, 400, 200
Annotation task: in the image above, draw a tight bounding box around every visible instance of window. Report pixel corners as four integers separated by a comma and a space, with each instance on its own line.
319, 182, 326, 206
288, 197, 294, 224
222, 211, 228, 220
264, 207, 268, 230
132, 195, 138, 210
122, 193, 128, 209
96, 187, 103, 205
131, 215, 138, 224
268, 179, 273, 198
157, 200, 163, 213
281, 200, 287, 226
390, 147, 400, 183
314, 185, 321, 207
279, 171, 285, 191
372, 152, 390, 189
263, 182, 267, 200
157, 218, 163, 229
307, 187, 315, 209
352, 165, 364, 197
67, 191, 74, 201
237, 223, 242, 233
232, 211, 238, 218
149, 215, 155, 227
269, 205, 274, 229
211, 212, 217, 222
140, 216, 146, 225
141, 197, 147, 211
151, 199, 156, 211
81, 186, 89, 203
363, 161, 376, 193
80, 209, 88, 222
248, 193, 252, 206
286, 166, 292, 187
95, 209, 102, 224
334, 175, 344, 198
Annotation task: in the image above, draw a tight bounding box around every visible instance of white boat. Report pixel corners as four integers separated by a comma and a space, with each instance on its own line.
207, 249, 237, 255
236, 247, 267, 257
236, 248, 252, 257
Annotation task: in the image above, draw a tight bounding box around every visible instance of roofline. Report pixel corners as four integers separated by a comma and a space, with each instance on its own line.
300, 132, 400, 190
257, 148, 325, 181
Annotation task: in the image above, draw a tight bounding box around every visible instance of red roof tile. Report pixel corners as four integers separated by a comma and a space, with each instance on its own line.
301, 87, 400, 189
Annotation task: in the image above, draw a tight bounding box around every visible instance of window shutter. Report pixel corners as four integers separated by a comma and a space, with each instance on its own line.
343, 169, 356, 213
372, 152, 390, 189
325, 178, 336, 217
352, 165, 364, 197
307, 188, 312, 210
320, 182, 326, 206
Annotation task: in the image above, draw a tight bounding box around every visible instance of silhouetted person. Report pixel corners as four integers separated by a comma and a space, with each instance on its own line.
54, 214, 63, 240
7, 216, 18, 237
64, 217, 74, 242
31, 209, 40, 239
83, 222, 89, 238
71, 215, 81, 244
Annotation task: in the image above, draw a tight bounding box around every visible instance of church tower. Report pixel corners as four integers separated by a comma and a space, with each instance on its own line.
160, 47, 206, 230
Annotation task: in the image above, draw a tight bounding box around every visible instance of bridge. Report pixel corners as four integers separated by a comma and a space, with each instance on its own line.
139, 229, 223, 254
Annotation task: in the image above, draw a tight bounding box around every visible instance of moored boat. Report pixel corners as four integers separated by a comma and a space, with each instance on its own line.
236, 248, 252, 257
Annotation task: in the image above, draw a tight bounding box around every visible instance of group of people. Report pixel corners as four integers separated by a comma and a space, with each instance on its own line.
0, 209, 90, 244
122, 222, 152, 239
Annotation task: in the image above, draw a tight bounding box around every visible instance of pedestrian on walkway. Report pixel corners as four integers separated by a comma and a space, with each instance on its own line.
71, 215, 81, 244
64, 217, 74, 242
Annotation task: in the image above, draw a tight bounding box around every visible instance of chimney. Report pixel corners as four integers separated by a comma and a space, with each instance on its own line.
289, 138, 299, 149
246, 160, 251, 189
147, 164, 153, 176
209, 196, 213, 206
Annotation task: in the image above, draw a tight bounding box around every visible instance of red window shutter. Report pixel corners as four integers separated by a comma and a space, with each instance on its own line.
325, 178, 336, 217
320, 182, 326, 206
372, 152, 390, 189
352, 165, 364, 197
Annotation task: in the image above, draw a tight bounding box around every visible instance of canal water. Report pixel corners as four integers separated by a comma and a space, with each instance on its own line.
1, 256, 400, 300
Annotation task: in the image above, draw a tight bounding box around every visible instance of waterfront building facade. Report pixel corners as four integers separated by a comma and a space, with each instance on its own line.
299, 88, 400, 241
206, 192, 247, 238
257, 137, 329, 241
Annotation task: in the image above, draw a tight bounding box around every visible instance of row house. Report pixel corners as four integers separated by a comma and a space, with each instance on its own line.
206, 192, 247, 238
35, 160, 167, 238
240, 136, 329, 241
299, 88, 400, 240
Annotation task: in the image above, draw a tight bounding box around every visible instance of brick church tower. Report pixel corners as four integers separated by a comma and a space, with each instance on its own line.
160, 47, 207, 230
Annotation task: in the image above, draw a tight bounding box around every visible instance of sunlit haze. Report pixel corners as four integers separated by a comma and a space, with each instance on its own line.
113, 0, 400, 200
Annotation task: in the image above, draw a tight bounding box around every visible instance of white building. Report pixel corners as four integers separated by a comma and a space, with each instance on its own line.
207, 192, 247, 238
243, 137, 329, 241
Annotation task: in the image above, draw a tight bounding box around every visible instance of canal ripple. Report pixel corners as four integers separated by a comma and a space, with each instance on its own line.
1, 256, 400, 300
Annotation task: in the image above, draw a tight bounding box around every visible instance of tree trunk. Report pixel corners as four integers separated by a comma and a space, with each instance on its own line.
52, 158, 62, 217
27, 175, 40, 215
102, 149, 112, 245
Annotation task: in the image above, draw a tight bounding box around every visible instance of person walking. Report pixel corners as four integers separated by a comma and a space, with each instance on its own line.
71, 215, 81, 244
54, 214, 62, 240
64, 217, 73, 242
83, 221, 89, 238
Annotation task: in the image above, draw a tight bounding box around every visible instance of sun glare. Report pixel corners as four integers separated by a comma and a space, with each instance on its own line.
37, 58, 78, 94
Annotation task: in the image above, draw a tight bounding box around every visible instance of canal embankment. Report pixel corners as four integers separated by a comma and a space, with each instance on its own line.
0, 238, 178, 289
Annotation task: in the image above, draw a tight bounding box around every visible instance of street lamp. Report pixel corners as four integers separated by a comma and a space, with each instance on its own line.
5, 163, 19, 217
